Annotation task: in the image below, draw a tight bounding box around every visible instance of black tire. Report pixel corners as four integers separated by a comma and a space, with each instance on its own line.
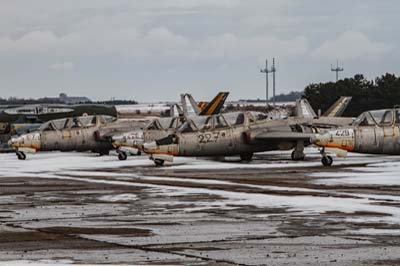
291, 150, 305, 161
321, 156, 333, 166
118, 151, 128, 161
17, 151, 26, 160
154, 159, 164, 166
137, 150, 142, 156
240, 153, 253, 162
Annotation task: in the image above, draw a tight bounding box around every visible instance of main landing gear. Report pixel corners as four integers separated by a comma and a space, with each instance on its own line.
320, 147, 333, 167
291, 150, 305, 161
291, 141, 305, 161
16, 151, 26, 160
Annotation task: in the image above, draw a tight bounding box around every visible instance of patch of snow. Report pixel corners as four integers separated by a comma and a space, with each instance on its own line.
348, 228, 400, 235
99, 194, 138, 202
312, 160, 400, 186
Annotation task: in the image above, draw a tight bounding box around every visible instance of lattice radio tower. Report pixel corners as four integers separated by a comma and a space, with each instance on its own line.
260, 58, 277, 107
331, 59, 343, 82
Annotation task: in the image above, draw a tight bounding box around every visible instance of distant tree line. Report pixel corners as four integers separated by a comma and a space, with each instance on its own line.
0, 97, 63, 105
95, 99, 138, 105
304, 73, 400, 117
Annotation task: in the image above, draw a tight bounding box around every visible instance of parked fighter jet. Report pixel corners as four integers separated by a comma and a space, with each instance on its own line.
314, 107, 400, 166
112, 97, 354, 164
0, 104, 117, 151
113, 92, 229, 160
10, 92, 229, 160
142, 110, 356, 165
8, 115, 145, 160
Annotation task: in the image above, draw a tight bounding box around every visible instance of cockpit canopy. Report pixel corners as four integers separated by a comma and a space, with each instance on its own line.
177, 112, 269, 133
145, 117, 182, 131
353, 109, 400, 127
39, 115, 115, 131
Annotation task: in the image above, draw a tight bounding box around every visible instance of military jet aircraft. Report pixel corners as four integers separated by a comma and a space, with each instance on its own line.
9, 92, 230, 160
112, 96, 353, 164
112, 92, 229, 160
8, 115, 145, 160
314, 107, 400, 166
142, 110, 356, 166
0, 104, 117, 151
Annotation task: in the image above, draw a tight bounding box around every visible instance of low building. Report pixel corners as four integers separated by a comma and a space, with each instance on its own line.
58, 93, 91, 104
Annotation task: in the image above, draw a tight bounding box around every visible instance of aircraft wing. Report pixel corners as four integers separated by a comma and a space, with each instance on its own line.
323, 96, 352, 117
254, 131, 315, 142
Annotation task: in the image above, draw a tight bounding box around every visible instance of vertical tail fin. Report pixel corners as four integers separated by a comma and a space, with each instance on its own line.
199, 92, 229, 116
181, 94, 201, 116
295, 98, 317, 118
323, 96, 352, 117
170, 104, 183, 117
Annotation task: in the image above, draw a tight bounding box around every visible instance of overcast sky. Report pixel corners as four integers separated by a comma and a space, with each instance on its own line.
0, 0, 398, 102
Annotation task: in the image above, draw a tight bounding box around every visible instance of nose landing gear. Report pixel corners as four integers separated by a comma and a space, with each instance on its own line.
154, 159, 165, 166
320, 147, 333, 166
16, 151, 26, 160
118, 151, 128, 161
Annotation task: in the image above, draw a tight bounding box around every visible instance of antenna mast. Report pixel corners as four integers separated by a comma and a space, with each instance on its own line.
331, 59, 344, 82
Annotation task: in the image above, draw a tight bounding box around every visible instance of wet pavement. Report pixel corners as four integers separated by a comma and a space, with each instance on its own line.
1, 150, 400, 265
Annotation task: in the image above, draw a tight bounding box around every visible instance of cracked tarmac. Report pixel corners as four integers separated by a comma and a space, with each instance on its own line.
1, 150, 400, 265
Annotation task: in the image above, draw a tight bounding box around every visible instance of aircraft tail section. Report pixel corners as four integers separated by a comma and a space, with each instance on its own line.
197, 101, 208, 111
323, 96, 352, 117
295, 98, 317, 119
199, 92, 229, 116
181, 94, 201, 116
170, 104, 183, 117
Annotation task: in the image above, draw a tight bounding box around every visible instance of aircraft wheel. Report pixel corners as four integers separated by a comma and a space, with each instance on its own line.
321, 155, 333, 167
154, 159, 164, 166
291, 150, 305, 161
118, 151, 128, 161
16, 151, 26, 160
137, 150, 142, 156
240, 153, 253, 162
